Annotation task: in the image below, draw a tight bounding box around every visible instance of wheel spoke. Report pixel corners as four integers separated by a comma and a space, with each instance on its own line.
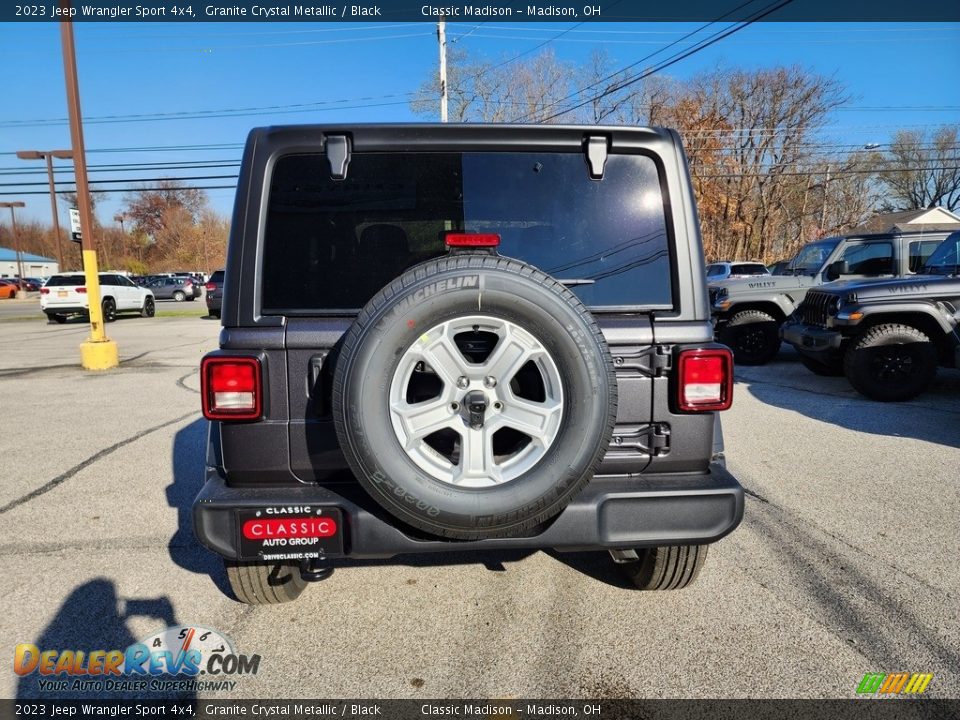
456, 426, 499, 483
391, 398, 456, 448
482, 325, 540, 384
417, 324, 466, 387
495, 398, 562, 444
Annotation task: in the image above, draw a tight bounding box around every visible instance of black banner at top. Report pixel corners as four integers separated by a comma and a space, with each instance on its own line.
2, 0, 959, 23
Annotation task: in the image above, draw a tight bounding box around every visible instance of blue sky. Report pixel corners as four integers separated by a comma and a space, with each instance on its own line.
1, 20, 959, 224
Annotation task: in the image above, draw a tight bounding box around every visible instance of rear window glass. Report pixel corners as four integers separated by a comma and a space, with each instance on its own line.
731, 263, 767, 275
262, 151, 672, 312
210, 271, 225, 283
45, 275, 86, 287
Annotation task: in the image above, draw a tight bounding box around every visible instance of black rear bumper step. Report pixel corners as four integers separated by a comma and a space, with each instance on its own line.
193, 466, 744, 560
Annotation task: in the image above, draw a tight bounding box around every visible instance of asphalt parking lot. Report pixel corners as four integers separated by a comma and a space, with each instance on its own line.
1, 314, 958, 700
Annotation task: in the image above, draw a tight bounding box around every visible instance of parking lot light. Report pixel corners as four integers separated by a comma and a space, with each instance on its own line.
16, 149, 72, 271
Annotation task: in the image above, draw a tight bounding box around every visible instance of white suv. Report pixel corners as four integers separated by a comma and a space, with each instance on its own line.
41, 272, 155, 324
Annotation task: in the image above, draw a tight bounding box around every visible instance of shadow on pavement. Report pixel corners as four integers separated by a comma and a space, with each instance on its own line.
167, 419, 231, 596
15, 579, 193, 701
738, 347, 960, 449
747, 501, 960, 676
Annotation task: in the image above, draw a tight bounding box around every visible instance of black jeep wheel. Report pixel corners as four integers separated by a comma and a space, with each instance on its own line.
101, 298, 117, 323
141, 296, 155, 318
332, 254, 617, 540
619, 545, 709, 591
718, 310, 781, 365
844, 323, 937, 402
224, 560, 307, 605
798, 351, 845, 377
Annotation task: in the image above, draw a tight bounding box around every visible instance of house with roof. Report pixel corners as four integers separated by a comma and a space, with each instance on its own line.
847, 207, 960, 235
0, 247, 59, 279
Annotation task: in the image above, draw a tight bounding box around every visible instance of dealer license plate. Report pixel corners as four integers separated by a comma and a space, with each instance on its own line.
236, 507, 344, 561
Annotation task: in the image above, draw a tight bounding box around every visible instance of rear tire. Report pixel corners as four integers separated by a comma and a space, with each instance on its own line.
843, 323, 937, 402
224, 560, 307, 605
718, 310, 781, 365
50, 314, 67, 325
798, 352, 845, 377
173, 291, 185, 302
141, 296, 155, 318
101, 298, 117, 323
619, 545, 709, 591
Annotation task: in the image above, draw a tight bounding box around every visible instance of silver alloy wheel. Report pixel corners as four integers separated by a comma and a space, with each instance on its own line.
389, 315, 563, 488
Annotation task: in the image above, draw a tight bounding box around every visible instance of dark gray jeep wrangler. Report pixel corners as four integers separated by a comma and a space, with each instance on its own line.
192, 124, 743, 605
783, 230, 960, 401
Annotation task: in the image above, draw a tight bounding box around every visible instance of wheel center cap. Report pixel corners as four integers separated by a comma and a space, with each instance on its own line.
461, 389, 489, 429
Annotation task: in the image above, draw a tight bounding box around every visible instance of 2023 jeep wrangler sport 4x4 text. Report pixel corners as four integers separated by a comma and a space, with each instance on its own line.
191, 124, 744, 605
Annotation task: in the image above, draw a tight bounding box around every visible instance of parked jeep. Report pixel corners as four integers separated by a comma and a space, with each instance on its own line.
192, 124, 743, 605
782, 231, 960, 401
710, 230, 953, 365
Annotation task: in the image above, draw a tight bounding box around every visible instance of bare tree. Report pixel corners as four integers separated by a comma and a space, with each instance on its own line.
876, 125, 960, 210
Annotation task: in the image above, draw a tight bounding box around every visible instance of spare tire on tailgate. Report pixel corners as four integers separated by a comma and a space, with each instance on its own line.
332, 254, 617, 540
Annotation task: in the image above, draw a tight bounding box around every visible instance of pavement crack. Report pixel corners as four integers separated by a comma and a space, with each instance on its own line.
0, 411, 199, 515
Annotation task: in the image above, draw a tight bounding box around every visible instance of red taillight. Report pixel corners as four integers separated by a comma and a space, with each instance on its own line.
75, 287, 86, 294
677, 348, 733, 412
184, 279, 193, 287
205, 283, 216, 291
40, 288, 50, 295
445, 233, 501, 247
201, 356, 262, 420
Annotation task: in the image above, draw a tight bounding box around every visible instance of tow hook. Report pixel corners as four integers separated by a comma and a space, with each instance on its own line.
299, 558, 334, 582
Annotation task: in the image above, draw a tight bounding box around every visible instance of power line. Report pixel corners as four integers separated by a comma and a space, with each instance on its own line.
508, 0, 765, 123
0, 95, 418, 129
533, 0, 797, 124
0, 185, 238, 197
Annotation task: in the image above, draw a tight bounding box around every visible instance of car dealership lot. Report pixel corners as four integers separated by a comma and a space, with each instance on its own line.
1, 316, 958, 699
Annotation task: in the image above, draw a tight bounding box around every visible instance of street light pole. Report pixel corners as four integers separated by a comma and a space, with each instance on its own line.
0, 201, 26, 295
60, 6, 118, 370
15, 149, 72, 272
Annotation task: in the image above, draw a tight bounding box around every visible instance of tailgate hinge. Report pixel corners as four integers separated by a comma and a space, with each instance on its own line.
647, 424, 671, 456
650, 346, 673, 376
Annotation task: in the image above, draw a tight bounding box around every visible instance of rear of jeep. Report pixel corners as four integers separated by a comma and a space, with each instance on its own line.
192, 124, 744, 605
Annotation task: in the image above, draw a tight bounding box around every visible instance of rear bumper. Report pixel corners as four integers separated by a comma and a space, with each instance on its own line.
42, 305, 87, 316
781, 320, 843, 354
193, 466, 744, 560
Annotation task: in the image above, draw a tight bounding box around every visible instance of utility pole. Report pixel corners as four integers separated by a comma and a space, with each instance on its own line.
820, 164, 831, 232
61, 6, 118, 370
0, 201, 26, 296
438, 16, 448, 123
16, 149, 71, 272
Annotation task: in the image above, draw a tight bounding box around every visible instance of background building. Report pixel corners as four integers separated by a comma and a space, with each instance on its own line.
0, 247, 58, 279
